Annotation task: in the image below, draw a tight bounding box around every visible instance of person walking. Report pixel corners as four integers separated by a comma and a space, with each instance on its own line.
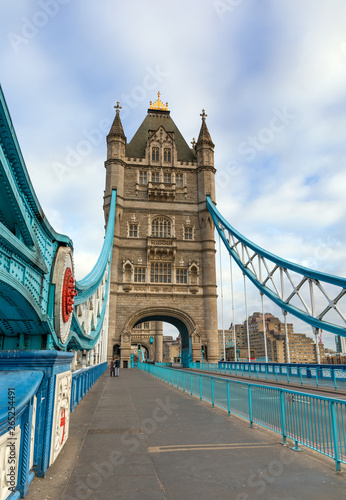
110, 358, 115, 377
115, 357, 120, 377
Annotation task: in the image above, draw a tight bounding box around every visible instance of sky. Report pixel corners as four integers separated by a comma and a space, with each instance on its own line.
1, 0, 346, 349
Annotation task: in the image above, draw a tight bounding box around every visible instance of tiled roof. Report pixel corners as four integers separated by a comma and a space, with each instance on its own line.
125, 110, 196, 162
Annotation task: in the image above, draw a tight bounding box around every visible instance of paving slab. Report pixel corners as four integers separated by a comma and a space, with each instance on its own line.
26, 368, 346, 500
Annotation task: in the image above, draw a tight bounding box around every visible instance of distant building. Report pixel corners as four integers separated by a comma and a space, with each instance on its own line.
335, 335, 346, 354
225, 312, 325, 364
323, 354, 346, 365
163, 335, 181, 362
218, 325, 246, 359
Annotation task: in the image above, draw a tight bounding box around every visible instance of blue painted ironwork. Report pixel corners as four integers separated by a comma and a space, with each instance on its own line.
190, 360, 346, 391
139, 362, 346, 471
0, 370, 42, 498
0, 86, 72, 351
70, 362, 107, 411
206, 196, 346, 338
0, 85, 117, 353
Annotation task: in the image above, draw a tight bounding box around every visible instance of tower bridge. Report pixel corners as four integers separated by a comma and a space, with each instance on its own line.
104, 93, 219, 367
1, 88, 346, 498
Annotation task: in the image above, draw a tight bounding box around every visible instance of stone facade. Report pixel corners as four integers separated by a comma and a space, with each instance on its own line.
104, 95, 218, 367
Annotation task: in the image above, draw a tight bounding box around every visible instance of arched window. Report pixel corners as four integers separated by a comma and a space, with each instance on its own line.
151, 217, 171, 238
164, 148, 171, 162
151, 172, 160, 183
152, 147, 159, 162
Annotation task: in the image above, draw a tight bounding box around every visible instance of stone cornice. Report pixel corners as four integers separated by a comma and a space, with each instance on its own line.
196, 166, 216, 174
104, 159, 127, 168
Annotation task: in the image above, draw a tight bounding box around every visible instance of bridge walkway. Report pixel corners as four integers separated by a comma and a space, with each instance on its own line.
26, 369, 346, 500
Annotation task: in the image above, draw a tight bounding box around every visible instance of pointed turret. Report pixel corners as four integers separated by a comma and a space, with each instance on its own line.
196, 109, 214, 148
104, 102, 127, 212
196, 109, 216, 204
107, 102, 126, 160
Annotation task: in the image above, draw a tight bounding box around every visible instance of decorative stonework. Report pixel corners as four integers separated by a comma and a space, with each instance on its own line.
29, 396, 37, 470
52, 247, 76, 344
62, 268, 77, 323
122, 329, 131, 343
0, 426, 21, 500
192, 329, 201, 343
49, 370, 72, 466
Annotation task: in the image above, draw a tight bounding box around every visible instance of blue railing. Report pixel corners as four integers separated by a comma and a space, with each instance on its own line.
188, 361, 346, 391
139, 362, 346, 471
0, 371, 43, 499
70, 362, 107, 411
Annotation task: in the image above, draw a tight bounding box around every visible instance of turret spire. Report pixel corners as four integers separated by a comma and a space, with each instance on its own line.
108, 101, 126, 140
196, 109, 214, 148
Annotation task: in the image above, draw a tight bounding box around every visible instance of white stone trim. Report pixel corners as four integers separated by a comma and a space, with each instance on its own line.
49, 370, 72, 466
29, 396, 37, 470
0, 426, 21, 500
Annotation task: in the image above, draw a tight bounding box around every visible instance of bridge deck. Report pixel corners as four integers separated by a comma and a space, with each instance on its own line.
27, 369, 346, 500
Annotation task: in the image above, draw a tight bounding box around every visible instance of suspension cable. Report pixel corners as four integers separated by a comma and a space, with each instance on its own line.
283, 310, 290, 363
219, 233, 226, 361
243, 272, 251, 362
229, 234, 236, 361
261, 293, 268, 363
259, 256, 268, 363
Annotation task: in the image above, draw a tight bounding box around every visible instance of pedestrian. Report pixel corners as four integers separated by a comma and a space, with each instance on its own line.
110, 358, 115, 377
115, 357, 120, 377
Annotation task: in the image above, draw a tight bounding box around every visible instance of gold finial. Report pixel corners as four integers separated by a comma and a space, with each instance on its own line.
149, 91, 169, 111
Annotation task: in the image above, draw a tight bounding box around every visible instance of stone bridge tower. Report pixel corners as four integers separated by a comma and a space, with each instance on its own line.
103, 93, 218, 367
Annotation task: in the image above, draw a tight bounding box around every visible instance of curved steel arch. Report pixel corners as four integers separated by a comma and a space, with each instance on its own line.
207, 196, 346, 338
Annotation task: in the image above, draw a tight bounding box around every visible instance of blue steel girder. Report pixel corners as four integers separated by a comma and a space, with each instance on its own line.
65, 190, 117, 351
0, 86, 74, 348
0, 85, 116, 353
206, 196, 346, 338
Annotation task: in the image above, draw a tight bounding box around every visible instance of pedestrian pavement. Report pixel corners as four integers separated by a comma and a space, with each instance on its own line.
26, 368, 346, 500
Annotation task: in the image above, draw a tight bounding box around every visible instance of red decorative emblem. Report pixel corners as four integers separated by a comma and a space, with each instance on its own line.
62, 267, 77, 322
60, 408, 66, 444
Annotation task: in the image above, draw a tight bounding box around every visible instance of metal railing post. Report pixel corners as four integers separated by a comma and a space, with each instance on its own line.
330, 402, 341, 472
211, 378, 215, 407
333, 369, 337, 391
200, 375, 202, 401
280, 390, 287, 445
248, 385, 253, 428
227, 380, 231, 416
